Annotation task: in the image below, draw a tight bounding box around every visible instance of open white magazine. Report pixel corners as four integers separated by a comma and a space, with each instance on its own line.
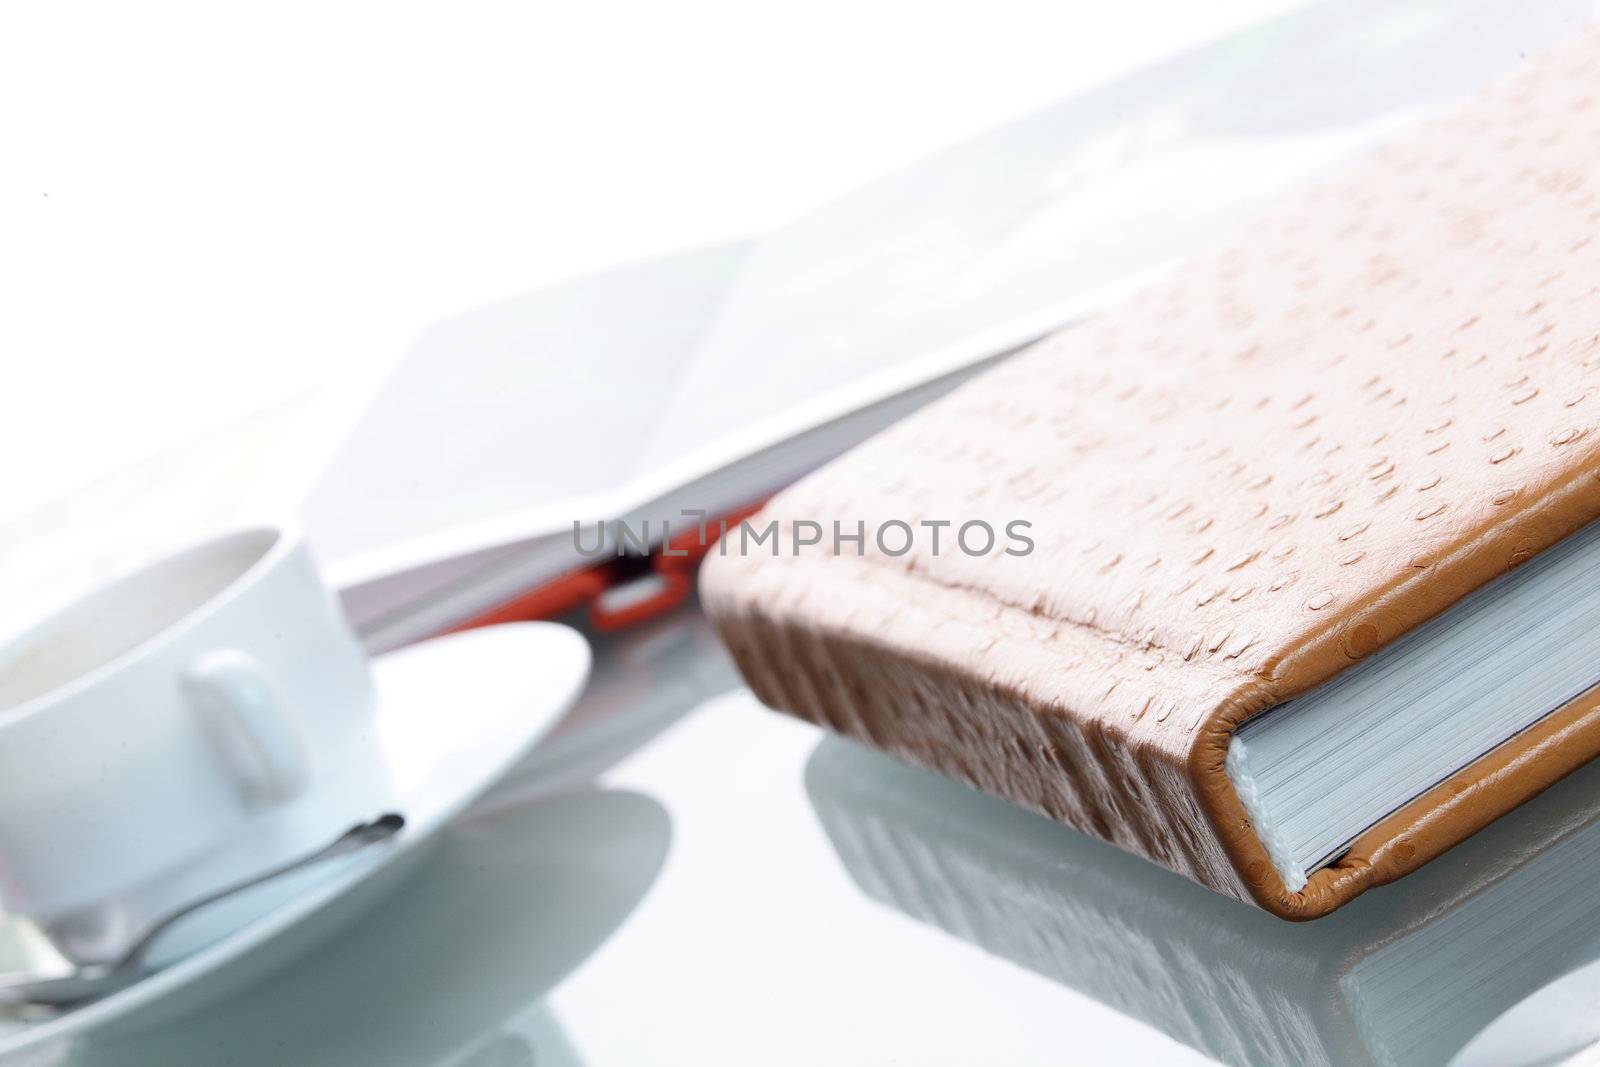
300, 0, 1587, 650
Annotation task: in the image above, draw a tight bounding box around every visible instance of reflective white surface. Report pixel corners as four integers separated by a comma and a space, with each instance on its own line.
71, 790, 672, 1067
20, 605, 1600, 1066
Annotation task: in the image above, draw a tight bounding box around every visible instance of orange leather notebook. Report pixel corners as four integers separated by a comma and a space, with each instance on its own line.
701, 30, 1600, 918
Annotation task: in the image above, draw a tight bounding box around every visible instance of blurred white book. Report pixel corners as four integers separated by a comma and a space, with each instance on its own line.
301, 0, 1588, 650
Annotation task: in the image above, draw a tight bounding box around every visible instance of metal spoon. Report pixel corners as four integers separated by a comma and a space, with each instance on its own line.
0, 812, 405, 1012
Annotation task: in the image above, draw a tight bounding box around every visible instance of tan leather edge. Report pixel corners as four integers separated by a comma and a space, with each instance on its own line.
1192, 464, 1600, 920
1197, 681, 1600, 920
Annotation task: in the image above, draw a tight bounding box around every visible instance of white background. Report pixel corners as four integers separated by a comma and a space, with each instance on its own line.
7, 8, 1600, 1065
0, 0, 1305, 523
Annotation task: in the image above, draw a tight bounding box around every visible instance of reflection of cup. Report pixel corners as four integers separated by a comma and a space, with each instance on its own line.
74, 790, 669, 1066
0, 524, 392, 965
806, 736, 1600, 1067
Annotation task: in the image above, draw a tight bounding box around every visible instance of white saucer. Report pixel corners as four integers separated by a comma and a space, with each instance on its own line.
0, 621, 591, 1061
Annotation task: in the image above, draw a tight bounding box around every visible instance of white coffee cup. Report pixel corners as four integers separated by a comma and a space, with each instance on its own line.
0, 523, 393, 964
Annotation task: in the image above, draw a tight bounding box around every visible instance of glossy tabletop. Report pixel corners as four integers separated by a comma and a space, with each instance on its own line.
27, 603, 1600, 1067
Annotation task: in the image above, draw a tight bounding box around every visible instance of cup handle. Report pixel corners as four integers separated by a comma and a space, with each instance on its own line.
182, 650, 313, 806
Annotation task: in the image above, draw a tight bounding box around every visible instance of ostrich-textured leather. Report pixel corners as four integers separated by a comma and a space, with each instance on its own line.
700, 31, 1600, 918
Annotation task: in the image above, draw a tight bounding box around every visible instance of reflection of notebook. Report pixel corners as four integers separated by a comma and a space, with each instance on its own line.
301, 0, 1574, 652
807, 734, 1600, 1067
703, 28, 1600, 918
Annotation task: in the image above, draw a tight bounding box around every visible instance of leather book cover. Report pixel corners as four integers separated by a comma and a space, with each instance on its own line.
699, 29, 1600, 918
